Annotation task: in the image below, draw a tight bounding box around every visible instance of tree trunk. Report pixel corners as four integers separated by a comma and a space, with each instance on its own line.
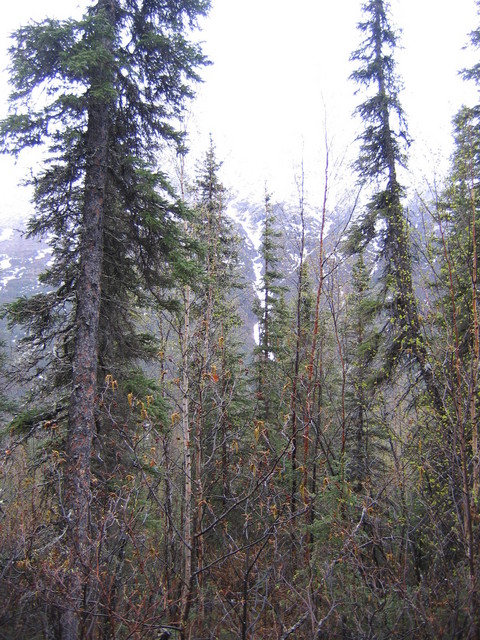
290, 167, 306, 518
60, 2, 114, 636
181, 284, 193, 624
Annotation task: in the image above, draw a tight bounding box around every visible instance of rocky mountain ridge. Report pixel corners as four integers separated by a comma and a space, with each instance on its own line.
0, 197, 335, 359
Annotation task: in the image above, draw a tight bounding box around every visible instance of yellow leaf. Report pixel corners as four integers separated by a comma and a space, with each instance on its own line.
105, 374, 118, 390
300, 481, 307, 505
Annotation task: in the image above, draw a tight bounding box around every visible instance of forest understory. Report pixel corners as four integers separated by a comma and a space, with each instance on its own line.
2, 0, 480, 638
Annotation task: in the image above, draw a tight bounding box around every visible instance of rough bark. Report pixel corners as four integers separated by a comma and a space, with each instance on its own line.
60, 2, 114, 637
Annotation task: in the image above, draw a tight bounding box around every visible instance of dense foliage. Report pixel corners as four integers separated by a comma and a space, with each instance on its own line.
1, 0, 480, 638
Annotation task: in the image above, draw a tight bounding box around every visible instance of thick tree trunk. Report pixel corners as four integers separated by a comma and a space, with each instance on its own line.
60, 2, 114, 637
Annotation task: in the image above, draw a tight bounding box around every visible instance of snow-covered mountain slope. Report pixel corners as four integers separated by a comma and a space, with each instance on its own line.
226, 196, 330, 293
0, 197, 339, 357
0, 223, 52, 304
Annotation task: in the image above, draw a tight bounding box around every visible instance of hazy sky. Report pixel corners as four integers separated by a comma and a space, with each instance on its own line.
192, 0, 479, 200
0, 0, 478, 220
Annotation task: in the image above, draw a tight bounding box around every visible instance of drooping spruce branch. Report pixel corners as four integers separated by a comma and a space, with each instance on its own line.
349, 0, 441, 412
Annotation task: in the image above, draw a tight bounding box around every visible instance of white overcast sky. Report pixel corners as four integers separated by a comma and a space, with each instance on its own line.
0, 0, 478, 221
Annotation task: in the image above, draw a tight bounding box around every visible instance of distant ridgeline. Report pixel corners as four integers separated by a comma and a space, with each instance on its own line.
0, 197, 332, 356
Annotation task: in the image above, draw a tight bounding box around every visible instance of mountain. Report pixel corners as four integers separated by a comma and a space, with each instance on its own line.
0, 224, 52, 305
0, 222, 52, 350
227, 196, 329, 285
0, 196, 339, 365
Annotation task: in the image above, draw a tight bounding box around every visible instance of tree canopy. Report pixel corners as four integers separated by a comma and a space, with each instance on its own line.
2, 1, 480, 639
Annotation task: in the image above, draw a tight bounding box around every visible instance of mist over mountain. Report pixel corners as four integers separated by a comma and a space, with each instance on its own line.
0, 226, 51, 304
0, 195, 341, 361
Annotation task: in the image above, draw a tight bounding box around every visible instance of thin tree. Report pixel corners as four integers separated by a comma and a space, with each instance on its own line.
349, 0, 441, 410
253, 188, 287, 425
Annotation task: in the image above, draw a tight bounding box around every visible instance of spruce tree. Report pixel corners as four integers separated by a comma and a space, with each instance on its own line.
349, 0, 440, 409
345, 252, 382, 489
0, 1, 210, 636
174, 141, 249, 631
428, 16, 480, 626
253, 189, 288, 424
430, 105, 480, 640
191, 142, 247, 504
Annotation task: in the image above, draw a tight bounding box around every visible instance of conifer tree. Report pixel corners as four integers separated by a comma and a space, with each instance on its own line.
253, 189, 288, 424
345, 252, 381, 489
0, 341, 10, 413
175, 140, 249, 633
0, 1, 210, 636
431, 106, 480, 639
426, 21, 480, 627
349, 0, 440, 409
287, 173, 316, 517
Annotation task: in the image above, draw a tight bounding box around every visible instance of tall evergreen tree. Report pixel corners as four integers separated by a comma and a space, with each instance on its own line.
173, 140, 250, 632
424, 14, 480, 628
349, 0, 440, 409
253, 189, 288, 424
0, 1, 210, 636
431, 105, 480, 640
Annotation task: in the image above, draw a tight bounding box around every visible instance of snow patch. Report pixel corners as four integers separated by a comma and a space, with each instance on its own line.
0, 228, 14, 243
227, 201, 263, 252
0, 267, 24, 289
35, 247, 52, 261
0, 256, 11, 270
252, 256, 263, 299
253, 322, 260, 346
